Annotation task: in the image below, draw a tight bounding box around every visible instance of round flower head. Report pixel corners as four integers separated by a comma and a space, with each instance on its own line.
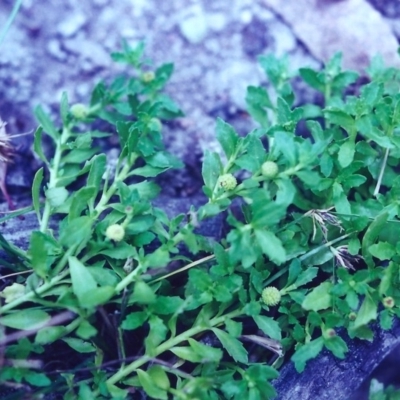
261, 286, 281, 306
261, 161, 279, 179
141, 71, 155, 83
383, 297, 395, 309
70, 103, 89, 119
106, 224, 125, 242
219, 174, 237, 191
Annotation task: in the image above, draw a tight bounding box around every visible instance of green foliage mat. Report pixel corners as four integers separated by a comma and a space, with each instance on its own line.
1, 42, 400, 399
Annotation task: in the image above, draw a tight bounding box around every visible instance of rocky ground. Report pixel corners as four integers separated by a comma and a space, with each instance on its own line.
1, 0, 400, 398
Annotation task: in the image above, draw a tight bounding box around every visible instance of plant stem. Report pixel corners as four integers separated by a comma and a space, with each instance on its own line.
0, 0, 23, 48
40, 126, 72, 232
373, 147, 390, 197
104, 308, 243, 387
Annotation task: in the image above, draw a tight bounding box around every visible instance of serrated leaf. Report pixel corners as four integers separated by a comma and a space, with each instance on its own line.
0, 309, 50, 330
45, 187, 69, 208
353, 293, 377, 329
254, 229, 286, 265
62, 337, 96, 353
122, 312, 148, 330
33, 127, 48, 164
253, 315, 281, 341
294, 267, 318, 288
338, 140, 355, 168
188, 338, 223, 362
212, 327, 248, 363
59, 216, 93, 247
291, 337, 324, 373
202, 150, 222, 192
299, 68, 325, 92
34, 105, 59, 140
35, 326, 67, 344
324, 336, 348, 359
216, 118, 239, 159
68, 256, 98, 306
302, 282, 332, 311
137, 369, 168, 400
368, 242, 395, 261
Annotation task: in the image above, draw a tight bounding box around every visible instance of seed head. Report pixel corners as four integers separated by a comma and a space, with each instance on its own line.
219, 174, 237, 191
261, 286, 281, 306
261, 161, 279, 179
106, 224, 125, 242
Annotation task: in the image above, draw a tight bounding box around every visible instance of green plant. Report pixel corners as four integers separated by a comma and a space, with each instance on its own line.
1, 43, 400, 399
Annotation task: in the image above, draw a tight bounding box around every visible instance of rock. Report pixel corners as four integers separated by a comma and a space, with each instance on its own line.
179, 8, 209, 44
57, 12, 87, 37
262, 0, 400, 71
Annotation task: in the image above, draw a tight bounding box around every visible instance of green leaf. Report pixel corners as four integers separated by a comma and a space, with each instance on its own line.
299, 68, 325, 92
60, 91, 69, 124
216, 118, 239, 159
122, 312, 148, 330
0, 309, 50, 330
362, 211, 389, 267
59, 216, 93, 247
137, 369, 168, 400
291, 337, 324, 373
379, 261, 395, 296
62, 337, 96, 353
145, 316, 168, 355
29, 231, 61, 278
294, 267, 318, 288
274, 131, 297, 166
324, 109, 355, 132
76, 320, 97, 339
34, 105, 59, 140
24, 371, 51, 387
151, 296, 185, 315
69, 187, 97, 220
254, 229, 286, 265
253, 315, 281, 341
368, 242, 395, 261
188, 338, 223, 362
338, 140, 355, 168
324, 336, 348, 359
83, 286, 115, 308
169, 346, 202, 362
35, 326, 67, 344
45, 187, 69, 208
32, 167, 44, 222
147, 365, 170, 391
100, 242, 137, 259
212, 327, 248, 363
302, 282, 332, 311
132, 281, 156, 305
68, 256, 98, 306
353, 294, 377, 329
87, 154, 106, 193
33, 127, 48, 164
202, 150, 222, 192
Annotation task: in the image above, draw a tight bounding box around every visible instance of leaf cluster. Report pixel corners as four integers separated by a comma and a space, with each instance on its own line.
1, 44, 400, 399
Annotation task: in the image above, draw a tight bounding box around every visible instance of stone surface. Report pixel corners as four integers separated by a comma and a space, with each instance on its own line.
263, 0, 400, 71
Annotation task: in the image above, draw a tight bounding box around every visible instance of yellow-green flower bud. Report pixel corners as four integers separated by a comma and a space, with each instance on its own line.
0, 283, 25, 303
261, 161, 279, 179
106, 224, 125, 242
348, 312, 357, 321
261, 286, 281, 306
70, 103, 89, 119
219, 174, 237, 191
323, 328, 336, 339
141, 71, 155, 83
383, 296, 395, 309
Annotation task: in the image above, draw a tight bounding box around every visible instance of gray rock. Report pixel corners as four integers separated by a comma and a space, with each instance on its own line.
57, 12, 87, 37
263, 0, 400, 71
